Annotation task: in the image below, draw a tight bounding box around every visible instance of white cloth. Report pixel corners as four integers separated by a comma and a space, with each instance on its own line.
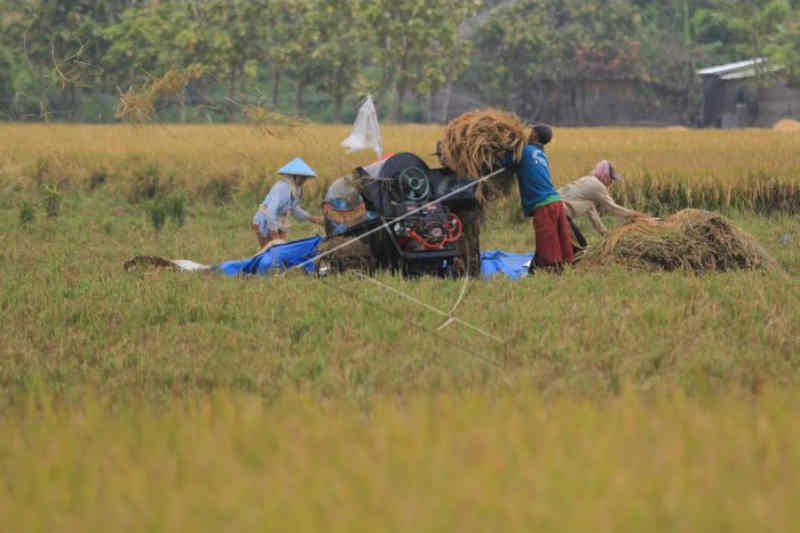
341, 95, 382, 159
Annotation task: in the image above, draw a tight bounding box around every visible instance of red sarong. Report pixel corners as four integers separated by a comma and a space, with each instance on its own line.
533, 201, 574, 269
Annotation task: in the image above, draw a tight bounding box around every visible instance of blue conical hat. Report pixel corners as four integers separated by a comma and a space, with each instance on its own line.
278, 157, 316, 177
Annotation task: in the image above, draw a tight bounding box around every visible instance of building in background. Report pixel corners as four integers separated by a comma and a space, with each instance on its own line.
698, 58, 800, 128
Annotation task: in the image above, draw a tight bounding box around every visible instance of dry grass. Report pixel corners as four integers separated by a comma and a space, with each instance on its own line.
115, 68, 201, 123
440, 108, 528, 178
2, 389, 800, 532
2, 124, 800, 213
581, 209, 780, 272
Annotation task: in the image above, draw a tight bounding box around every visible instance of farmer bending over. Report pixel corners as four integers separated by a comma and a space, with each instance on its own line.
252, 157, 323, 251
558, 160, 652, 238
506, 124, 574, 272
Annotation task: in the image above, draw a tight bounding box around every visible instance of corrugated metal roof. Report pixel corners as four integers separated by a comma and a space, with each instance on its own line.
720, 64, 783, 80
697, 58, 768, 77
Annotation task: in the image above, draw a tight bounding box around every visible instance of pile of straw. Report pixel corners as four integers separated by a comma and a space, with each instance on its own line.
440, 109, 528, 180
580, 209, 779, 272
773, 119, 800, 132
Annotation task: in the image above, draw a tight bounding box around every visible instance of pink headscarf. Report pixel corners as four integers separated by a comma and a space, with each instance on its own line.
591, 160, 619, 186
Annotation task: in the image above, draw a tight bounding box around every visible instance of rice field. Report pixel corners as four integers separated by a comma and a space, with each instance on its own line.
3, 123, 800, 211
1, 123, 800, 531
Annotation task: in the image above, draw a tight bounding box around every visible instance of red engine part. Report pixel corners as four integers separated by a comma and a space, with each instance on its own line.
406, 213, 464, 250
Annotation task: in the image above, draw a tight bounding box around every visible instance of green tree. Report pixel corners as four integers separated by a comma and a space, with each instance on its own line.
768, 15, 800, 86
694, 0, 792, 66
307, 0, 369, 120
362, 0, 479, 121
3, 0, 108, 119
469, 0, 643, 118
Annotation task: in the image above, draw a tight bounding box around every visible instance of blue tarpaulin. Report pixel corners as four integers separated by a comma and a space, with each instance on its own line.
211, 236, 532, 280
214, 236, 323, 276
479, 250, 533, 280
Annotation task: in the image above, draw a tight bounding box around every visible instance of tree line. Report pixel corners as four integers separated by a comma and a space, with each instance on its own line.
1, 0, 798, 123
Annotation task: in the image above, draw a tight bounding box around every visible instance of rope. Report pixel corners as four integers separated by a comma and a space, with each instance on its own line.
315, 275, 512, 383
352, 272, 504, 344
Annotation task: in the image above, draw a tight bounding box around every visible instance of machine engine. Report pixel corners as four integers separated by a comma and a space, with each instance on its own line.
318, 152, 480, 278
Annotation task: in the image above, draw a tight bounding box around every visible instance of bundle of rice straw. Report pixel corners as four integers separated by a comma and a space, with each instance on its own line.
580, 209, 779, 272
440, 108, 528, 181
773, 118, 800, 132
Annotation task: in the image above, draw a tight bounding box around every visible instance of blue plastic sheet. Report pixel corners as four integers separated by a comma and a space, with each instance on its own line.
214, 236, 323, 277
211, 236, 532, 280
480, 250, 534, 280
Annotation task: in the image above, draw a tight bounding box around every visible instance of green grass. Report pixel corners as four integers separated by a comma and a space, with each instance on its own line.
2, 187, 799, 404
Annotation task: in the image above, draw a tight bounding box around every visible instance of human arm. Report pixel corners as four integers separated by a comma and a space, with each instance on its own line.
289, 202, 311, 223
589, 180, 647, 220
289, 198, 325, 226
586, 205, 609, 236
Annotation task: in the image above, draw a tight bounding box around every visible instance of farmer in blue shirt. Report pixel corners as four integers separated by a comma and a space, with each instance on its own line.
252, 157, 324, 251
509, 124, 574, 271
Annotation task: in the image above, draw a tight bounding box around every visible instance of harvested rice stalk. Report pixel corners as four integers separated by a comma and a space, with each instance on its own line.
115, 86, 155, 123
441, 108, 528, 177
580, 209, 779, 272
115, 68, 201, 124
242, 105, 309, 137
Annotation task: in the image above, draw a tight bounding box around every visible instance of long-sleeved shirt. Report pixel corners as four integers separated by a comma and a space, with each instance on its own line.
252, 179, 310, 235
558, 176, 639, 236
505, 144, 561, 216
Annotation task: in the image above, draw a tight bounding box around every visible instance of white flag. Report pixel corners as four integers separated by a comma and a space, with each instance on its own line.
341, 95, 383, 159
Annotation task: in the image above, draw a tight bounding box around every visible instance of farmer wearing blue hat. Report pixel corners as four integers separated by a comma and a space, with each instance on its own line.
252, 157, 324, 250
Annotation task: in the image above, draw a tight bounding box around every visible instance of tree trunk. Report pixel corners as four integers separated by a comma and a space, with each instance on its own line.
425, 92, 434, 123
416, 92, 425, 123
239, 63, 247, 106
295, 80, 305, 115
334, 94, 344, 122
441, 80, 453, 123
38, 67, 48, 121
272, 70, 281, 108
66, 85, 76, 120
179, 90, 187, 123
227, 64, 237, 121
394, 83, 406, 122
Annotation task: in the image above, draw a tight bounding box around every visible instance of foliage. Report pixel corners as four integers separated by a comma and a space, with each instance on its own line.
146, 198, 167, 232
0, 0, 797, 123
767, 16, 800, 86
163, 191, 186, 228
18, 200, 35, 225
41, 182, 62, 217
467, 0, 645, 118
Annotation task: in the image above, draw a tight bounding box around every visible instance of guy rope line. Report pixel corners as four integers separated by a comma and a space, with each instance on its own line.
314, 274, 512, 385
283, 166, 508, 346
351, 271, 505, 344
